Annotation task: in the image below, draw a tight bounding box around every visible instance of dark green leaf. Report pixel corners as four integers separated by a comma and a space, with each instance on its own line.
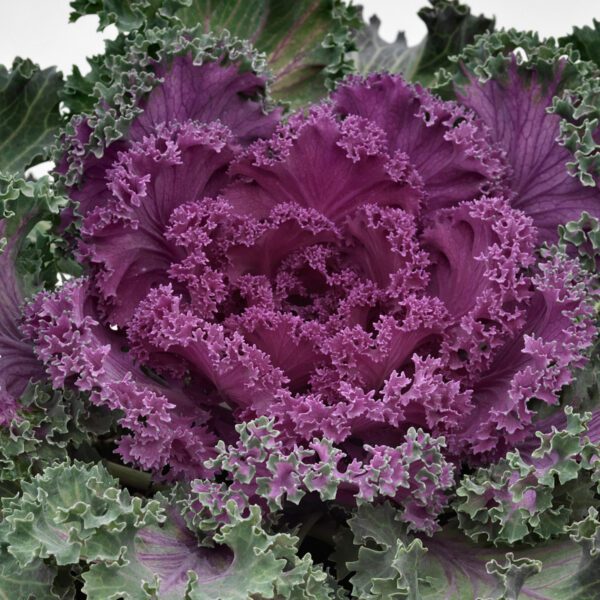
0, 58, 63, 173
177, 0, 359, 106
353, 0, 494, 85
69, 0, 186, 31
559, 20, 600, 67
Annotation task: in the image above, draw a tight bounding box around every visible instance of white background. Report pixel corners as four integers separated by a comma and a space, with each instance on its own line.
0, 1, 599, 74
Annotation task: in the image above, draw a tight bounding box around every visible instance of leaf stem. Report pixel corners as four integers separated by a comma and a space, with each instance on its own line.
103, 460, 152, 492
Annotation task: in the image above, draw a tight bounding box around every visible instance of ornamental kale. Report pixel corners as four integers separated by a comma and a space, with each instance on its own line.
1, 1, 600, 598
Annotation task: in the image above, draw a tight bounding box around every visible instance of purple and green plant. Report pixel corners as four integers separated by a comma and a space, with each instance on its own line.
0, 1, 599, 598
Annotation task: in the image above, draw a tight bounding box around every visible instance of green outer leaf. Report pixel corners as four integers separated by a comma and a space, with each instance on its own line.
0, 546, 58, 600
422, 525, 598, 600
346, 502, 427, 600
344, 503, 600, 599
0, 460, 164, 567
0, 383, 115, 496
83, 498, 339, 600
559, 20, 600, 67
483, 553, 542, 600
70, 0, 187, 31
177, 0, 360, 107
557, 212, 600, 276
454, 408, 600, 546
353, 0, 494, 85
0, 58, 63, 173
0, 172, 70, 292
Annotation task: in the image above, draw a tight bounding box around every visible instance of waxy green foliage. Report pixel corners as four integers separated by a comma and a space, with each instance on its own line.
353, 0, 493, 84
0, 384, 113, 498
455, 408, 600, 546
83, 498, 342, 600
0, 461, 164, 567
69, 0, 359, 108
0, 460, 341, 600
341, 502, 600, 600
558, 212, 600, 274
0, 58, 63, 174
2, 2, 600, 599
0, 173, 71, 290
346, 502, 427, 600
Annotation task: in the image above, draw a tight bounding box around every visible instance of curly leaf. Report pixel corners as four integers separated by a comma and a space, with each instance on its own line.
569, 507, 600, 563
424, 526, 598, 599
346, 502, 427, 600
178, 0, 360, 106
353, 0, 493, 85
558, 212, 600, 275
483, 553, 542, 600
436, 30, 600, 209
0, 383, 115, 496
0, 58, 63, 173
0, 174, 68, 427
0, 461, 164, 567
344, 507, 600, 600
83, 498, 338, 600
185, 418, 454, 537
56, 25, 273, 189
455, 408, 600, 546
0, 546, 58, 600
70, 0, 186, 31
0, 173, 69, 291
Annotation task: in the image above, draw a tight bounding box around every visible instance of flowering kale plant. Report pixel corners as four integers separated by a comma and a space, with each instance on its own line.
1, 1, 600, 598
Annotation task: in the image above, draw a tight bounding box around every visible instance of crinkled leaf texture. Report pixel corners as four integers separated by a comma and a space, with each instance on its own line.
184, 417, 454, 536
0, 459, 339, 600
343, 502, 600, 600
353, 0, 494, 85
69, 0, 359, 108
0, 383, 114, 499
83, 500, 340, 600
0, 460, 164, 567
455, 407, 600, 546
56, 24, 280, 200
438, 29, 600, 241
0, 58, 63, 173
0, 174, 66, 426
29, 71, 596, 490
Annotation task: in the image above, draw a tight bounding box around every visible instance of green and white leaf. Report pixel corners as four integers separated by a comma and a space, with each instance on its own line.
0, 460, 164, 567
454, 408, 600, 546
344, 503, 600, 599
83, 498, 340, 600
